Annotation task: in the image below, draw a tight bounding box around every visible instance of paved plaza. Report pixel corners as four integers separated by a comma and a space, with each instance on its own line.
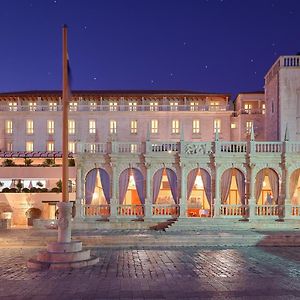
0, 229, 300, 299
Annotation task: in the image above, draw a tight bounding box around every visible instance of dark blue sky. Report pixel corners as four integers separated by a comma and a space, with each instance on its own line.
0, 0, 299, 97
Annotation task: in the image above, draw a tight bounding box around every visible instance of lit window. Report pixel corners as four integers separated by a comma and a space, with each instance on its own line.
170, 102, 178, 111
231, 123, 237, 129
110, 120, 117, 134
89, 119, 96, 134
214, 119, 221, 133
210, 101, 220, 111
129, 102, 137, 111
26, 141, 34, 152
246, 121, 253, 133
90, 102, 97, 111
130, 120, 137, 134
47, 120, 55, 134
29, 102, 37, 111
192, 120, 200, 134
47, 141, 55, 152
262, 103, 266, 114
150, 102, 158, 111
6, 142, 13, 151
8, 102, 17, 112
26, 120, 34, 134
244, 103, 252, 114
190, 102, 199, 111
68, 142, 75, 153
5, 120, 13, 134
151, 120, 158, 134
49, 102, 57, 111
109, 102, 118, 111
130, 144, 138, 153
68, 119, 75, 135
172, 120, 180, 134
90, 143, 96, 153
69, 102, 78, 112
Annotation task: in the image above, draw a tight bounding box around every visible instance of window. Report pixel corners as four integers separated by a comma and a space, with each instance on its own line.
210, 101, 220, 111
110, 120, 117, 134
47, 141, 55, 152
26, 141, 34, 152
90, 102, 97, 111
190, 102, 199, 111
8, 102, 17, 112
89, 119, 96, 134
151, 119, 158, 134
170, 102, 178, 111
128, 102, 137, 111
109, 102, 117, 111
172, 120, 180, 134
231, 123, 237, 129
26, 120, 34, 134
6, 142, 12, 151
90, 143, 96, 154
5, 120, 13, 134
49, 102, 57, 111
244, 103, 252, 114
150, 102, 158, 111
130, 144, 138, 153
69, 102, 78, 112
130, 120, 137, 134
262, 103, 266, 114
192, 120, 200, 134
68, 120, 75, 134
246, 121, 253, 133
29, 102, 37, 111
68, 142, 75, 153
47, 120, 55, 134
214, 119, 221, 133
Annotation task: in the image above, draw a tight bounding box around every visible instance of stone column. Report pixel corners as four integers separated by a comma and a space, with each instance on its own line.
248, 164, 256, 219
214, 165, 221, 217
179, 164, 187, 218
110, 163, 118, 220
74, 165, 83, 220
144, 163, 152, 219
284, 167, 292, 219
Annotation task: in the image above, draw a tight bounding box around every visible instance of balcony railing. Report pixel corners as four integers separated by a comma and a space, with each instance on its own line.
217, 142, 247, 153
220, 204, 247, 216
181, 141, 212, 155
256, 205, 278, 216
292, 205, 300, 216
76, 143, 107, 154
117, 205, 144, 217
281, 56, 300, 67
0, 104, 230, 113
83, 204, 110, 217
112, 142, 142, 154
152, 204, 179, 217
254, 142, 282, 153
146, 141, 179, 153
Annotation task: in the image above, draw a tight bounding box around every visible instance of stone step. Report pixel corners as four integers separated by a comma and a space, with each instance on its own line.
37, 249, 91, 263
27, 255, 99, 270
47, 241, 82, 253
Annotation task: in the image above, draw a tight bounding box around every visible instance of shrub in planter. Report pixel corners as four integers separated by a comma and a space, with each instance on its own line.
30, 187, 38, 193
25, 207, 42, 226
41, 188, 48, 192
9, 188, 17, 193
22, 188, 30, 193
51, 187, 60, 193
2, 159, 15, 167
42, 159, 55, 167
1, 187, 10, 193
24, 158, 33, 166
68, 158, 75, 167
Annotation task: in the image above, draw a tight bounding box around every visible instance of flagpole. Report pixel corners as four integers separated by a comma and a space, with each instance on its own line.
62, 24, 69, 203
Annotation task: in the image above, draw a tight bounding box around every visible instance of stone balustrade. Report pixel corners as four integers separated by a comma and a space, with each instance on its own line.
83, 204, 110, 217
220, 204, 247, 216
116, 205, 144, 217
112, 142, 142, 154
292, 206, 300, 216
152, 204, 179, 217
256, 205, 279, 216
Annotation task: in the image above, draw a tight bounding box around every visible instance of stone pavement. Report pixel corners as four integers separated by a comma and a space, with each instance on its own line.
0, 243, 299, 299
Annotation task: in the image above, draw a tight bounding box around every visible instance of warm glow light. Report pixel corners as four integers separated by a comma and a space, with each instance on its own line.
129, 175, 136, 187
92, 192, 99, 200
263, 181, 266, 187
195, 175, 203, 189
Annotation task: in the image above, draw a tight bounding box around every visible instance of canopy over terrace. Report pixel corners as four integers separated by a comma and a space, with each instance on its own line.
0, 151, 74, 158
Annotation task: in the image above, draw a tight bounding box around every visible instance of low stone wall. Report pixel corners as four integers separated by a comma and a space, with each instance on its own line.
0, 219, 11, 229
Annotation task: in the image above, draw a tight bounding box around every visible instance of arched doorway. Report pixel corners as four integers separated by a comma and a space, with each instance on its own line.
186, 168, 211, 217
255, 168, 279, 216
220, 168, 246, 216
118, 168, 144, 216
85, 168, 110, 216
289, 169, 300, 215
152, 168, 179, 216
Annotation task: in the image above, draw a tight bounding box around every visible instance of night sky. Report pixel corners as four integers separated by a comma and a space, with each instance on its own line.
0, 0, 299, 97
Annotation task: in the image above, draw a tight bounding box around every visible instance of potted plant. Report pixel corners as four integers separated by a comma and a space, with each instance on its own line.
25, 207, 42, 226
2, 159, 15, 167
24, 158, 33, 166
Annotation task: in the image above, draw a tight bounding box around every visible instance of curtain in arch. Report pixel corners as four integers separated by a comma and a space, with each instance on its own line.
289, 169, 300, 199
132, 168, 145, 204
119, 169, 130, 204
200, 169, 212, 207
235, 170, 245, 205
187, 169, 198, 201
166, 168, 178, 204
221, 169, 232, 204
255, 170, 264, 202
99, 168, 110, 204
85, 169, 98, 205
268, 169, 279, 204
152, 168, 164, 204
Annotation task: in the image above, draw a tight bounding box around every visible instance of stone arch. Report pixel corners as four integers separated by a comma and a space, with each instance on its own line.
289, 168, 300, 206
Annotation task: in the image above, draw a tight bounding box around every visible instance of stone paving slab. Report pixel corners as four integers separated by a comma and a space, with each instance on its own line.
0, 245, 299, 299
